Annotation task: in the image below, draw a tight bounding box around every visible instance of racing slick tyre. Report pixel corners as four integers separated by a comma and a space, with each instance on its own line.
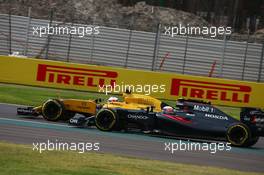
226, 123, 252, 147
42, 99, 64, 121
244, 136, 259, 147
95, 109, 119, 131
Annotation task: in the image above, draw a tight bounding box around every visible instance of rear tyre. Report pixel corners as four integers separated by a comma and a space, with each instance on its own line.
42, 99, 63, 121
245, 136, 259, 147
95, 109, 119, 131
226, 123, 251, 147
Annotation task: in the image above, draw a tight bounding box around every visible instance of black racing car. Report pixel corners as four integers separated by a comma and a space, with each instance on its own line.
70, 98, 264, 147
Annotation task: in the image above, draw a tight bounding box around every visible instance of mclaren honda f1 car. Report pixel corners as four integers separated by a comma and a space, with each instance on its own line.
70, 93, 264, 147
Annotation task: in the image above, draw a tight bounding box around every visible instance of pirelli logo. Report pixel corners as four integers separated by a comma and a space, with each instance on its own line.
36, 64, 118, 87
171, 79, 252, 103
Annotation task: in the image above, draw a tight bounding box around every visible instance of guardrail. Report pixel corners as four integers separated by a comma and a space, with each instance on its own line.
0, 14, 263, 82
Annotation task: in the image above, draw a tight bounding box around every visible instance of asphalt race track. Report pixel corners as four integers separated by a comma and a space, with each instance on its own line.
0, 103, 264, 172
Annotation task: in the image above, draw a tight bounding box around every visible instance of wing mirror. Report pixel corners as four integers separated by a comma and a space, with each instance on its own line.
95, 98, 102, 103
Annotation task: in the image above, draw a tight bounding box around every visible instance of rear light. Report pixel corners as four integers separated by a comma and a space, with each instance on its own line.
251, 116, 256, 124
183, 106, 189, 112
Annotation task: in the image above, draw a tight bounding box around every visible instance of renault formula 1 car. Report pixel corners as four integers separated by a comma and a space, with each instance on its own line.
70, 93, 264, 147
17, 93, 160, 121
17, 98, 99, 121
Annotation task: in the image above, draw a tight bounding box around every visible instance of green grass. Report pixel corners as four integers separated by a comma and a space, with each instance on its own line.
217, 106, 240, 119
0, 83, 241, 119
0, 142, 263, 175
0, 83, 112, 106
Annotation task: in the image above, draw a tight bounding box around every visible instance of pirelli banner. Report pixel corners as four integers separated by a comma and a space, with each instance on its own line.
0, 56, 264, 108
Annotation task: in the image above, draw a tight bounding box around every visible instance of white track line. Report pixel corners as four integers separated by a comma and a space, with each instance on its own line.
0, 117, 73, 128
0, 102, 28, 107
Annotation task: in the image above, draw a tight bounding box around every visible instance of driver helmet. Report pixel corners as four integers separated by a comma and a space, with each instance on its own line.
162, 106, 174, 114
107, 97, 119, 102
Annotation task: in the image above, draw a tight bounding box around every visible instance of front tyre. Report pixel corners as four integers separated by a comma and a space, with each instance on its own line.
226, 123, 251, 147
42, 99, 63, 121
95, 109, 118, 131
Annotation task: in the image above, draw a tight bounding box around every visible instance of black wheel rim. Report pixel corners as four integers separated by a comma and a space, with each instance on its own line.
229, 126, 247, 145
96, 111, 115, 130
43, 101, 61, 120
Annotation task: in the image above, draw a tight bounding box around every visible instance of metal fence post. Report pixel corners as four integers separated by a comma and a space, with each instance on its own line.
66, 22, 73, 62
182, 33, 189, 74
152, 23, 161, 71
45, 9, 54, 59
24, 7, 31, 56
8, 6, 12, 55
89, 20, 95, 63
257, 43, 264, 82
66, 32, 72, 62
241, 31, 250, 80
125, 28, 132, 68
220, 31, 227, 78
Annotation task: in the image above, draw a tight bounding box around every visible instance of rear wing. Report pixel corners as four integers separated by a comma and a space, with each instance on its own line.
240, 108, 264, 136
